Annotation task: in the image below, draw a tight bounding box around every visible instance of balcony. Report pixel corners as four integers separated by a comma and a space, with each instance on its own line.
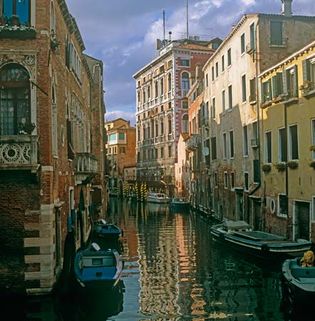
186, 134, 201, 151
0, 135, 39, 172
74, 153, 98, 184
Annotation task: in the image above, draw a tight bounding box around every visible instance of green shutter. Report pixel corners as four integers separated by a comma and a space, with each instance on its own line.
272, 75, 277, 98
302, 59, 311, 82
282, 69, 288, 97
277, 72, 283, 95
293, 65, 298, 97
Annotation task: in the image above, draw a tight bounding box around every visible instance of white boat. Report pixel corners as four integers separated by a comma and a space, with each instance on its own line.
147, 192, 170, 204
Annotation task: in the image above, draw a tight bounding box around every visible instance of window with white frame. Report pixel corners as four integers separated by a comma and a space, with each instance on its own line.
241, 33, 245, 54
289, 124, 299, 160
221, 55, 225, 72
261, 79, 272, 103
265, 131, 272, 163
285, 66, 298, 98
227, 48, 231, 66
215, 62, 219, 78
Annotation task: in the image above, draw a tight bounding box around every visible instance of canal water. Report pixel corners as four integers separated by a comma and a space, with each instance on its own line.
1, 198, 312, 320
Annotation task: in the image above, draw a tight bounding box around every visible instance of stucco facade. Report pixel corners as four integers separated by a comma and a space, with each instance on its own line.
260, 40, 315, 241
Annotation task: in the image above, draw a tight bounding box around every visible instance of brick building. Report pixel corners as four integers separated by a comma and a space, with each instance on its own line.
134, 37, 221, 196
0, 0, 106, 296
105, 118, 136, 196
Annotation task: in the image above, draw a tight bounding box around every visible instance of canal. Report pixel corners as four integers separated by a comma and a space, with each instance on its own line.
1, 198, 311, 320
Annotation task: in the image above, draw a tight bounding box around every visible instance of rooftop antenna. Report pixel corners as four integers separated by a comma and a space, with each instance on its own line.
163, 10, 166, 42
186, 0, 189, 39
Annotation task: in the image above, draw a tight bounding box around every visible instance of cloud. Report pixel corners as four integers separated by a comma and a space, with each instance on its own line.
67, 0, 315, 123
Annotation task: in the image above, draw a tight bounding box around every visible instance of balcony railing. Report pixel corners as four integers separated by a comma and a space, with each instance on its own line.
0, 135, 39, 171
186, 134, 201, 150
74, 153, 98, 175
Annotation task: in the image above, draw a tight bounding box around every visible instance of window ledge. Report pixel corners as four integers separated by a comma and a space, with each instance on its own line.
302, 89, 315, 99
0, 25, 36, 39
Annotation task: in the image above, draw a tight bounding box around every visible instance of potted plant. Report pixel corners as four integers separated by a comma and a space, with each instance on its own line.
262, 164, 271, 173
287, 160, 299, 169
310, 160, 315, 170
275, 162, 286, 172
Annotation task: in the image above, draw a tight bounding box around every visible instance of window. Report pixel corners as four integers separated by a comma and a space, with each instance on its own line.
180, 59, 190, 66
212, 66, 214, 81
2, 0, 30, 25
221, 55, 225, 72
205, 73, 208, 87
289, 124, 298, 160
241, 33, 245, 54
182, 114, 188, 133
215, 62, 219, 78
168, 73, 172, 92
182, 100, 188, 109
161, 147, 164, 159
0, 64, 31, 135
302, 57, 315, 89
51, 83, 58, 156
249, 78, 256, 102
160, 78, 164, 96
108, 133, 116, 142
265, 131, 272, 163
271, 72, 283, 98
223, 133, 227, 159
285, 66, 298, 98
312, 119, 315, 160
227, 48, 231, 66
242, 74, 247, 102
211, 137, 217, 160
168, 145, 172, 157
244, 172, 249, 191
161, 120, 164, 135
270, 21, 283, 46
224, 172, 228, 189
181, 72, 190, 96
229, 130, 234, 158
278, 193, 288, 217
243, 126, 248, 156
222, 90, 226, 111
119, 132, 125, 140
168, 117, 172, 134
228, 85, 233, 109
250, 23, 255, 50
211, 97, 215, 118
279, 127, 287, 162
262, 79, 272, 103
155, 81, 158, 97
231, 172, 235, 189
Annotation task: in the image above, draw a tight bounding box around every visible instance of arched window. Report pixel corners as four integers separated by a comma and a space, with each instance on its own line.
182, 114, 189, 133
181, 72, 190, 96
0, 64, 31, 135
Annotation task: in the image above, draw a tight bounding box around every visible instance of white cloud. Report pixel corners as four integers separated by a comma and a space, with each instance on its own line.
241, 0, 256, 5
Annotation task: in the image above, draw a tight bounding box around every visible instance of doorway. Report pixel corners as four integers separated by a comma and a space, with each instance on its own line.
294, 201, 310, 240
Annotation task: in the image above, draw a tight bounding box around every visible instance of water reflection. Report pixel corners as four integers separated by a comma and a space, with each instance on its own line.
2, 198, 307, 320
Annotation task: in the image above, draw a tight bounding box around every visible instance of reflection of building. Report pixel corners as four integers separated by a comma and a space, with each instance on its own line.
134, 37, 221, 196
0, 1, 106, 295
259, 40, 315, 240
105, 118, 136, 196
203, 2, 315, 225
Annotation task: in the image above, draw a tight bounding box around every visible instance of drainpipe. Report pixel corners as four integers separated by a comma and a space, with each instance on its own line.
248, 20, 261, 225
284, 99, 290, 239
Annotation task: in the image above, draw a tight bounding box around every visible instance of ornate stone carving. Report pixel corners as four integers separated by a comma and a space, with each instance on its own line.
0, 52, 36, 77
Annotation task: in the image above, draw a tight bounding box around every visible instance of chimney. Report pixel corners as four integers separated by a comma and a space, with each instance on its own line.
281, 0, 293, 17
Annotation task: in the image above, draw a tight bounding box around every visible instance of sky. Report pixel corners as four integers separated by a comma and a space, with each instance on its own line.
67, 0, 315, 125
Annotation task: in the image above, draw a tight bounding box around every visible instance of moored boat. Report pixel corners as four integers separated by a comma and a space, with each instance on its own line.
169, 197, 190, 212
147, 192, 170, 204
74, 243, 123, 290
210, 220, 312, 259
281, 255, 315, 306
92, 219, 122, 240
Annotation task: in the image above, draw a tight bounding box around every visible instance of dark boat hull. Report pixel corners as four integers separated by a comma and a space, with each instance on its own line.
210, 226, 311, 260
